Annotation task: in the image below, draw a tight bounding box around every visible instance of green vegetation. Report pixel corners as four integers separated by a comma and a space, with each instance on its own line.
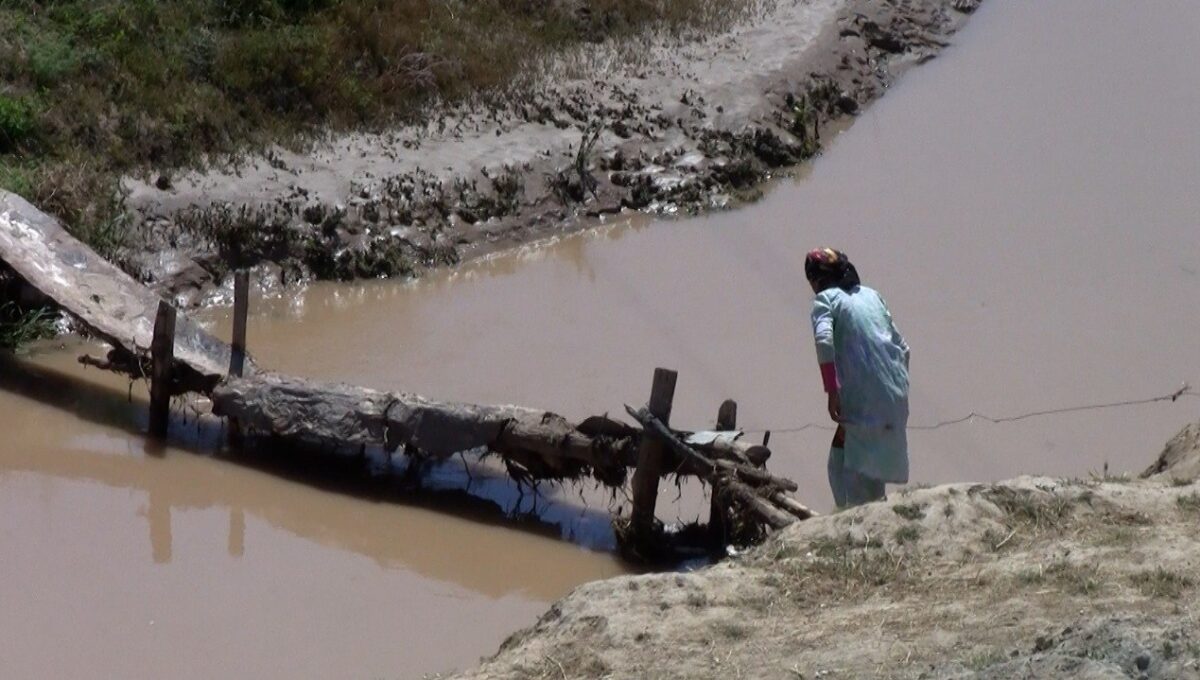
0, 0, 752, 248
0, 300, 56, 351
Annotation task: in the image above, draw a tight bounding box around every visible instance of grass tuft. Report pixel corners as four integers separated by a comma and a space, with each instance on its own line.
1177, 493, 1200, 515
0, 301, 56, 351
892, 502, 926, 521
893, 524, 921, 545
1130, 568, 1194, 599
1015, 560, 1104, 596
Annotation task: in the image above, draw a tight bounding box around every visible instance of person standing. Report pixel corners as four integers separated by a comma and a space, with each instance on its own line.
805, 248, 910, 508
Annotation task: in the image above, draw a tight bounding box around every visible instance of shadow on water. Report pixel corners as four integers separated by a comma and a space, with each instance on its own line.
0, 353, 638, 586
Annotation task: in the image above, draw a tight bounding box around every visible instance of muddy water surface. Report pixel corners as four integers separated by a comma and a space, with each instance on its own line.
241, 0, 1200, 502
237, 0, 1200, 508
0, 347, 626, 679
4, 0, 1200, 678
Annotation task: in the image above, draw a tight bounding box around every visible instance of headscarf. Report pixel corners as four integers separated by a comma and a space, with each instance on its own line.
805, 247, 861, 292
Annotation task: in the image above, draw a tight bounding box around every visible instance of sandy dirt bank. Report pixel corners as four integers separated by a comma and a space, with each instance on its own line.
445, 420, 1200, 679
121, 0, 980, 305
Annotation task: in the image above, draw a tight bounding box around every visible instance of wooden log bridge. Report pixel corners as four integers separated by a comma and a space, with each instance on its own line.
0, 190, 816, 557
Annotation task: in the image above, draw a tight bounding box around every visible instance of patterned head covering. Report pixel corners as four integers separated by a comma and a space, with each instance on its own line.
805, 247, 861, 292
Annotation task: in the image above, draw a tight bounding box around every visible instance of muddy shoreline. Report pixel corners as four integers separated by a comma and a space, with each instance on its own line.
121, 0, 980, 306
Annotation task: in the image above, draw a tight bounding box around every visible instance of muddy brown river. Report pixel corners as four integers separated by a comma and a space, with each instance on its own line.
4, 1, 1199, 678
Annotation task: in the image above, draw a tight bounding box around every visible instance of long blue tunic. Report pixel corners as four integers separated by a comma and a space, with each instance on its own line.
811, 285, 910, 484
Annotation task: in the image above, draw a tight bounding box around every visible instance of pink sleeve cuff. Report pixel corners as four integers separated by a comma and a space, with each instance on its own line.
819, 362, 838, 393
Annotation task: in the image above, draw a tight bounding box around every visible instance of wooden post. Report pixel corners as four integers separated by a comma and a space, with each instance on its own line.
149, 300, 176, 439
230, 271, 249, 378
709, 399, 737, 547
630, 368, 677, 535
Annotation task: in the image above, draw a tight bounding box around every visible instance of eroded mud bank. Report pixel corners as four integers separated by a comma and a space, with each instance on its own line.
122, 0, 980, 305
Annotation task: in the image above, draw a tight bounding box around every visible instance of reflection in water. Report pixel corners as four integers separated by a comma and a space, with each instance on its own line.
148, 489, 172, 564
0, 346, 627, 679
229, 507, 245, 557
0, 348, 625, 596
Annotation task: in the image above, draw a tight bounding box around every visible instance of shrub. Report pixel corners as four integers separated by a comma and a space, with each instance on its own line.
0, 95, 36, 152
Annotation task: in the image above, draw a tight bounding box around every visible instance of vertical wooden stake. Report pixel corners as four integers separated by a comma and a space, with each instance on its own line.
630, 368, 677, 536
230, 270, 249, 378
709, 399, 737, 547
149, 300, 176, 439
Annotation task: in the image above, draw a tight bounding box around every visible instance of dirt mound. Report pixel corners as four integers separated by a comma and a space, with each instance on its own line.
450, 421, 1200, 679
951, 617, 1198, 679
1142, 420, 1200, 483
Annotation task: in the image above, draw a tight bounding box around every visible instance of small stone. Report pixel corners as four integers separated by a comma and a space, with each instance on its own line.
154, 174, 172, 191
1135, 654, 1151, 671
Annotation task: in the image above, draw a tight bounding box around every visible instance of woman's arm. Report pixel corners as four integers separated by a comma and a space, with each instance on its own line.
811, 294, 837, 390
811, 292, 841, 416
883, 298, 910, 369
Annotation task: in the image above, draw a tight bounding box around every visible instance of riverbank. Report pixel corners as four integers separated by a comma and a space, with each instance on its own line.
118, 0, 981, 305
448, 421, 1200, 679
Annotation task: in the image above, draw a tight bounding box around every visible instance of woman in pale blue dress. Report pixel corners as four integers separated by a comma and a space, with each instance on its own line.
805, 248, 910, 508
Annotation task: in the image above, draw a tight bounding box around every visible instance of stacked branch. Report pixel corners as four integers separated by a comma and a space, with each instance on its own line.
211, 372, 774, 488
624, 404, 815, 531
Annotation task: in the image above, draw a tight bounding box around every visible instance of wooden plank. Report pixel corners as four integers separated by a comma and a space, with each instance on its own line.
630, 368, 677, 532
625, 404, 806, 527
149, 300, 176, 438
230, 271, 249, 377
709, 399, 737, 546
0, 191, 243, 380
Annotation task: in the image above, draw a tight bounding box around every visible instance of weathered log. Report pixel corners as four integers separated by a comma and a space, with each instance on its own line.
709, 401, 737, 546
725, 480, 796, 530
624, 404, 807, 530
771, 491, 817, 520
631, 368, 677, 532
626, 405, 798, 492
0, 191, 247, 383
149, 301, 176, 439
212, 373, 768, 483
212, 373, 640, 486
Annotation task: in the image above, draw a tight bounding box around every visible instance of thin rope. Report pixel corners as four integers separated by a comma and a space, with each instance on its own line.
738, 385, 1199, 436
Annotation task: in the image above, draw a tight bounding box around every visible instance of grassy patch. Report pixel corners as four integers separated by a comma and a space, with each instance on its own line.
1130, 568, 1194, 599
964, 648, 1006, 671
892, 502, 926, 521
1015, 560, 1104, 596
0, 0, 759, 253
0, 94, 37, 153
712, 620, 750, 640
785, 533, 908, 592
981, 486, 1078, 532
1094, 525, 1139, 548
893, 524, 921, 545
1177, 493, 1200, 515
0, 301, 56, 350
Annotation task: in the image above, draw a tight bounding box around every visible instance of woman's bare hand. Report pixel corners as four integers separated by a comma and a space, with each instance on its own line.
827, 390, 843, 422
